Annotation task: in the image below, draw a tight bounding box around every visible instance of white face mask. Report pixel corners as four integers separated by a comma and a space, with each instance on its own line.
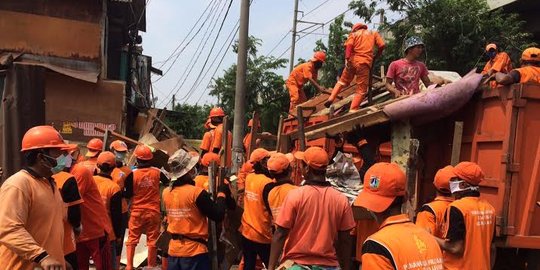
450, 180, 479, 194
64, 154, 73, 168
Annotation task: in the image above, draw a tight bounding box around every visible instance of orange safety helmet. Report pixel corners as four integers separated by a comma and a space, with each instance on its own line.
312, 51, 326, 63
21, 125, 68, 152
209, 107, 225, 118
134, 144, 153, 161
352, 22, 368, 32
87, 138, 104, 151
521, 47, 540, 62
109, 140, 128, 152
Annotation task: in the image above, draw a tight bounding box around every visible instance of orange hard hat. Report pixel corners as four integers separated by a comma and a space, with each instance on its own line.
97, 151, 116, 166
284, 153, 295, 163
201, 152, 221, 167
521, 47, 540, 62
352, 22, 368, 32
86, 138, 103, 158
453, 162, 484, 186
312, 51, 326, 62
294, 146, 329, 170
485, 43, 497, 52
209, 107, 225, 118
247, 119, 260, 128
134, 144, 153, 161
433, 165, 456, 193
110, 140, 128, 152
249, 148, 270, 163
267, 153, 290, 174
21, 125, 68, 152
354, 162, 406, 213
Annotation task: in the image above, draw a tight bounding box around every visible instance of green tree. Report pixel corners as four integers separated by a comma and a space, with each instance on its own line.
349, 0, 535, 75
209, 36, 288, 134
165, 103, 212, 139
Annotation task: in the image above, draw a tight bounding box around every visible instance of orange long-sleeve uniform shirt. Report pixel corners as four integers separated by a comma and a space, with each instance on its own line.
240, 173, 274, 243
286, 61, 317, 111
416, 196, 453, 238
482, 52, 513, 75
443, 196, 495, 270
80, 157, 98, 175
111, 165, 131, 213
200, 129, 215, 153
194, 174, 209, 191
94, 174, 122, 240
511, 66, 540, 84
0, 170, 66, 270
361, 214, 444, 270
211, 123, 233, 167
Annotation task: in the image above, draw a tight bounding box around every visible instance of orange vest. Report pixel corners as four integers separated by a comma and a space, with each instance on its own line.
200, 129, 215, 152
163, 185, 207, 257
193, 174, 209, 191
345, 29, 385, 65
267, 183, 297, 224
362, 214, 444, 270
51, 171, 79, 255
515, 66, 540, 84
416, 196, 453, 238
93, 175, 121, 240
131, 167, 162, 214
240, 173, 274, 243
443, 197, 495, 270
211, 124, 233, 167
111, 166, 131, 213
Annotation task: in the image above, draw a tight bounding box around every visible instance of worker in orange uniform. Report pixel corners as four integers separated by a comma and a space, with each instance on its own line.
194, 152, 221, 191
208, 107, 233, 167
236, 161, 254, 208
416, 165, 455, 237
262, 153, 297, 224
286, 51, 326, 112
325, 23, 385, 111
243, 119, 262, 155
52, 144, 84, 270
81, 138, 103, 174
354, 162, 444, 270
0, 126, 69, 270
124, 145, 170, 270
109, 140, 131, 267
94, 152, 124, 270
482, 43, 513, 76
240, 148, 274, 269
268, 147, 355, 270
496, 47, 540, 85
436, 162, 496, 270
163, 149, 232, 270
200, 118, 216, 156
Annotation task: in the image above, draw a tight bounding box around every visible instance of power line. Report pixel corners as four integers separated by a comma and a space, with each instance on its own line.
265, 31, 290, 57
300, 0, 331, 19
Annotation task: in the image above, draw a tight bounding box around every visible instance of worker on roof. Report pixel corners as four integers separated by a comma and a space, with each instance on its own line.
262, 153, 297, 225
124, 144, 170, 270
325, 23, 385, 111
416, 165, 455, 238
108, 140, 131, 267
163, 149, 232, 270
436, 162, 495, 270
81, 138, 103, 174
286, 51, 327, 112
386, 36, 434, 97
194, 152, 221, 191
52, 143, 83, 270
496, 47, 540, 85
240, 148, 274, 269
482, 43, 513, 76
200, 118, 216, 155
243, 119, 262, 155
206, 107, 233, 167
0, 126, 69, 270
355, 162, 444, 270
94, 152, 124, 270
268, 147, 355, 270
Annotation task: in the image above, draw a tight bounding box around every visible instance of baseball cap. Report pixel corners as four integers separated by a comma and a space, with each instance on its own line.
293, 146, 329, 170
453, 162, 484, 186
354, 162, 406, 213
485, 43, 497, 52
522, 47, 540, 62
249, 148, 270, 163
201, 152, 220, 167
284, 153, 295, 163
97, 151, 116, 167
433, 165, 455, 193
267, 153, 290, 174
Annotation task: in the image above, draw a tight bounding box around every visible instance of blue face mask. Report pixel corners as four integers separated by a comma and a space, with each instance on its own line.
115, 152, 126, 163
487, 51, 496, 59
44, 154, 67, 174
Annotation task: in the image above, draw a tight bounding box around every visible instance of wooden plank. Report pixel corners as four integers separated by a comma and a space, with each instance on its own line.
208, 161, 219, 270
297, 106, 306, 151
248, 112, 259, 156
451, 121, 464, 165
221, 116, 229, 168
275, 115, 284, 152
304, 110, 390, 140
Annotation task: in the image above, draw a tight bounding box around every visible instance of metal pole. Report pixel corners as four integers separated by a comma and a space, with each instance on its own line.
289, 0, 299, 73
232, 0, 250, 174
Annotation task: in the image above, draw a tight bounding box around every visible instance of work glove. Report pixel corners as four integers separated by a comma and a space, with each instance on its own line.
218, 184, 236, 210
324, 100, 333, 108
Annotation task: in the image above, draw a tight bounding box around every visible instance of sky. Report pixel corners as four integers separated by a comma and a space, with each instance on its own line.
141, 0, 381, 109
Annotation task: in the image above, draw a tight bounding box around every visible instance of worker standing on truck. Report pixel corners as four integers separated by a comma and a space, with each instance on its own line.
436, 162, 496, 270
240, 148, 274, 269
163, 149, 231, 270
385, 36, 433, 97
81, 138, 103, 174
124, 145, 170, 270
355, 162, 444, 270
496, 47, 540, 85
200, 118, 216, 156
0, 126, 69, 270
262, 153, 297, 224
416, 165, 455, 237
194, 152, 221, 191
482, 43, 513, 76
325, 23, 385, 111
268, 146, 355, 270
94, 152, 123, 270
286, 51, 327, 112
243, 119, 262, 155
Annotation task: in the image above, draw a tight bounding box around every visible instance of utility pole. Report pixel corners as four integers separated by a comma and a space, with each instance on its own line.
232, 0, 250, 173
171, 94, 175, 110
289, 0, 299, 73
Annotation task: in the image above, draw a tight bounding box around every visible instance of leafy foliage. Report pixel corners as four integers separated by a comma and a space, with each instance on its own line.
165, 103, 212, 139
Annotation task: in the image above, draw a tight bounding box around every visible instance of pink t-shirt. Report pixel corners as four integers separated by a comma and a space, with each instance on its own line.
386, 58, 429, 95
275, 185, 355, 267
